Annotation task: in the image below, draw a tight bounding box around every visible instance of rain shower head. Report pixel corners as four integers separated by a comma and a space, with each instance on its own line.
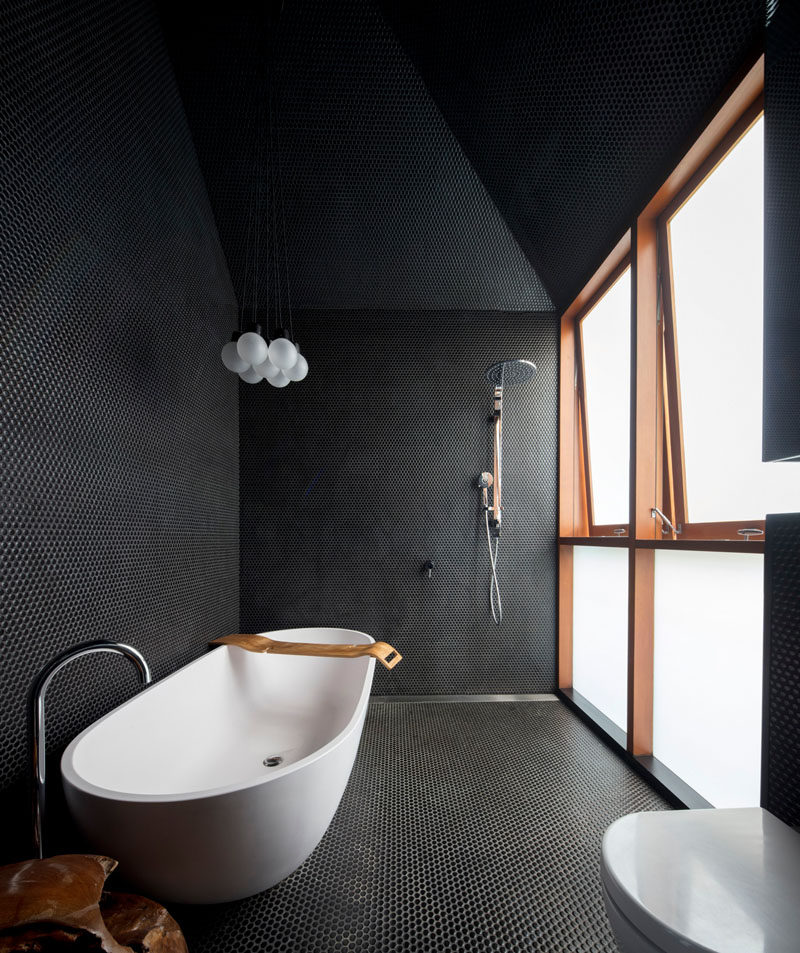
485, 360, 537, 387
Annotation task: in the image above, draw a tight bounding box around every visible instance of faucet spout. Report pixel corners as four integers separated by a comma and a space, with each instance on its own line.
30, 640, 152, 858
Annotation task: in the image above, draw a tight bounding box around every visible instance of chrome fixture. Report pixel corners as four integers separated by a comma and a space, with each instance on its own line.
484, 360, 538, 538
477, 471, 493, 510
651, 506, 682, 536
485, 359, 538, 388
479, 360, 537, 625
220, 9, 309, 388
31, 640, 151, 858
737, 527, 764, 541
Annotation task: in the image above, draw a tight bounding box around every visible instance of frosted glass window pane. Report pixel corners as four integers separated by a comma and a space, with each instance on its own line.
653, 550, 763, 807
572, 546, 628, 731
581, 268, 631, 525
669, 117, 798, 520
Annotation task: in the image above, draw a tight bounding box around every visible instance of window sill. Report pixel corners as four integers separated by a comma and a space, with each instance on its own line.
559, 687, 714, 810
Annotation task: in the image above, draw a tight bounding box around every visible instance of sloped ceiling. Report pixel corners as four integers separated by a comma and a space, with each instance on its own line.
160, 0, 762, 315
158, 0, 552, 313
381, 0, 763, 311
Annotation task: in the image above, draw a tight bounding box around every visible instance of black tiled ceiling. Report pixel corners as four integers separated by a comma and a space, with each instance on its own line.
380, 0, 763, 310
160, 0, 762, 315
158, 0, 552, 314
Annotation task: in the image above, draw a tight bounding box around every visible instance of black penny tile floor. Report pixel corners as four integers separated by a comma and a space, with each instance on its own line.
175, 700, 669, 953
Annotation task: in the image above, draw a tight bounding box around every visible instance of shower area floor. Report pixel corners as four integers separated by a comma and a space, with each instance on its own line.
176, 699, 669, 953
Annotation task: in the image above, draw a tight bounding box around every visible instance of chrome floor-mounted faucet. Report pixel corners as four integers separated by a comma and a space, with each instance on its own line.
30, 640, 151, 858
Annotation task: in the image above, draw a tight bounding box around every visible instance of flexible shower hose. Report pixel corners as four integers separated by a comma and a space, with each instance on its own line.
485, 508, 502, 625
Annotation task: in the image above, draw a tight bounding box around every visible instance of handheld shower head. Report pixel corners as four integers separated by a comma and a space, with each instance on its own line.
478, 471, 493, 508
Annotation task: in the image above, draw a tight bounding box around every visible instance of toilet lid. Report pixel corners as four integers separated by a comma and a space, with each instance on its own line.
601, 807, 800, 953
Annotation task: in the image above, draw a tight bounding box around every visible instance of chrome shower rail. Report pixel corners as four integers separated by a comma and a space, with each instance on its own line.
492, 385, 504, 535
478, 359, 538, 625
484, 360, 537, 538
30, 639, 152, 858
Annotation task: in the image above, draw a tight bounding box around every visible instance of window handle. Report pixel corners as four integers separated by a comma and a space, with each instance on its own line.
651, 506, 682, 535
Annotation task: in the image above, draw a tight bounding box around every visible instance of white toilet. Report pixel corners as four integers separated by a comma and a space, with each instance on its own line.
601, 807, 800, 953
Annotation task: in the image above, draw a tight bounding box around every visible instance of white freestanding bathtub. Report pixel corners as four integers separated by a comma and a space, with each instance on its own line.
61, 627, 376, 904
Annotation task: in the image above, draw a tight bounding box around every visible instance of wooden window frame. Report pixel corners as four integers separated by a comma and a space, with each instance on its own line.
657, 95, 765, 542
560, 231, 631, 541
575, 257, 632, 538
558, 54, 765, 806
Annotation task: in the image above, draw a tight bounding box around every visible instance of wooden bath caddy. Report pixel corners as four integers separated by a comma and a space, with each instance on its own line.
211, 633, 402, 669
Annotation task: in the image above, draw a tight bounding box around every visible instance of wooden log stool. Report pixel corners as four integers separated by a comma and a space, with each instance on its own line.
0, 855, 187, 952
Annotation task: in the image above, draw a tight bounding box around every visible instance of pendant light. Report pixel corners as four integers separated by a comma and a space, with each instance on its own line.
220, 8, 308, 388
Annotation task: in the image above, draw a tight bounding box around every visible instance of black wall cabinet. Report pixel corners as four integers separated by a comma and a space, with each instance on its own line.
764, 4, 800, 461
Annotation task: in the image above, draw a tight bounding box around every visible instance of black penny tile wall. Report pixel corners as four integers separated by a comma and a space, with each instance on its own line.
0, 0, 239, 861
240, 311, 558, 696
764, 514, 800, 828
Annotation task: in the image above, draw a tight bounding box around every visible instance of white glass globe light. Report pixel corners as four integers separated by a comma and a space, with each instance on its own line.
237, 331, 269, 366
268, 336, 298, 371
285, 353, 308, 382
221, 340, 248, 373
267, 371, 290, 388
239, 366, 263, 384
254, 358, 281, 380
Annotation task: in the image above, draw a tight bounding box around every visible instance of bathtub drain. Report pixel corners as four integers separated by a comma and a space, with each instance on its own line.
263, 756, 283, 767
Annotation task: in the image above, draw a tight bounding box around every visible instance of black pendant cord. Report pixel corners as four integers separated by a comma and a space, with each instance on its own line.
237, 2, 293, 347
275, 71, 294, 344
238, 88, 256, 331
239, 26, 262, 334
257, 21, 273, 334
254, 114, 261, 324
268, 63, 284, 338
258, 89, 267, 334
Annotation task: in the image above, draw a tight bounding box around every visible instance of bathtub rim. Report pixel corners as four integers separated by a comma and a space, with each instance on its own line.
61, 627, 375, 805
